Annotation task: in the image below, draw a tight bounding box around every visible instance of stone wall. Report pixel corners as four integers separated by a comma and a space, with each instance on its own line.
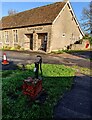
70, 40, 90, 50
1, 25, 52, 52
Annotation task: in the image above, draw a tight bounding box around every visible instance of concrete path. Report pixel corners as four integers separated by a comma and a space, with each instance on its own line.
53, 73, 92, 119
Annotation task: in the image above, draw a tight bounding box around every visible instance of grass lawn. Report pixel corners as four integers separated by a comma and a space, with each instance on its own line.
62, 50, 90, 53
51, 50, 91, 54
2, 64, 75, 120
70, 65, 92, 76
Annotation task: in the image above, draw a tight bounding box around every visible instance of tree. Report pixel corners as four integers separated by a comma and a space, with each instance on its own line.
8, 9, 17, 15
81, 1, 92, 34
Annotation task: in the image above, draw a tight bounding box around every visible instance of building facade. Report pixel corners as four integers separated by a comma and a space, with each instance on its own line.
0, 0, 84, 52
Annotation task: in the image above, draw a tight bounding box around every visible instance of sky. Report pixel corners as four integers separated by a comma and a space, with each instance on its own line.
0, 0, 90, 23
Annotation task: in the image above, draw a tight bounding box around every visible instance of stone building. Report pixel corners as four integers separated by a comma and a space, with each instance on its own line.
0, 0, 84, 52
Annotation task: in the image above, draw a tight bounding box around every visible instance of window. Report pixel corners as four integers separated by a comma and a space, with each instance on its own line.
13, 30, 18, 43
62, 33, 65, 37
44, 34, 48, 41
5, 31, 9, 43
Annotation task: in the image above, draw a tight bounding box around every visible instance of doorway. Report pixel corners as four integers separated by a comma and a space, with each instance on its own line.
38, 33, 48, 52
30, 34, 33, 50
25, 34, 33, 50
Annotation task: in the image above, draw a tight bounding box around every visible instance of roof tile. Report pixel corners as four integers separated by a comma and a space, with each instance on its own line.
1, 2, 66, 29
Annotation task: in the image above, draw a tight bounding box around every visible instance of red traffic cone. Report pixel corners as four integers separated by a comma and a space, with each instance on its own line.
2, 53, 9, 65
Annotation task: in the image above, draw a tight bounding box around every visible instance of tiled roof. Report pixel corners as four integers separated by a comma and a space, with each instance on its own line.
1, 2, 66, 29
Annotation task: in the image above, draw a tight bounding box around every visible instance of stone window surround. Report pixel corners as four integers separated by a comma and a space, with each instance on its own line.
25, 31, 49, 52
13, 29, 18, 44
5, 31, 9, 44
62, 33, 65, 37
33, 32, 48, 51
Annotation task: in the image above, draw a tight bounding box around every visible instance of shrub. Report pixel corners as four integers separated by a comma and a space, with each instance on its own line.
51, 50, 64, 54
10, 47, 16, 50
3, 45, 11, 50
15, 45, 21, 50
20, 47, 24, 51
10, 45, 22, 50
83, 35, 92, 45
89, 37, 92, 44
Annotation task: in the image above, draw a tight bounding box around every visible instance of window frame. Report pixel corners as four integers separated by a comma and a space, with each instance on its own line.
13, 30, 18, 43
5, 31, 9, 43
62, 33, 66, 37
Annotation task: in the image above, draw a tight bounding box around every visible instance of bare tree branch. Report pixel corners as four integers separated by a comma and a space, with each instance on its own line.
80, 1, 92, 33
8, 9, 17, 16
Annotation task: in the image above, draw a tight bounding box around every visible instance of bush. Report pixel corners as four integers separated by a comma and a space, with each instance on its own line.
10, 45, 22, 50
83, 35, 92, 45
3, 45, 11, 50
2, 45, 22, 50
10, 47, 16, 50
20, 47, 24, 51
89, 37, 92, 44
15, 45, 21, 50
51, 50, 64, 54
